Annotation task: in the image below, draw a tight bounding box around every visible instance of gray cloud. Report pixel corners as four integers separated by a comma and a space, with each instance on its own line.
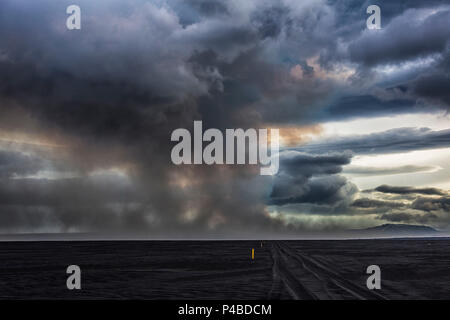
409, 49, 450, 107
299, 127, 450, 155
348, 8, 450, 66
378, 212, 438, 224
352, 198, 405, 209
0, 150, 45, 179
374, 185, 446, 196
0, 0, 449, 235
352, 189, 449, 227
320, 95, 420, 121
412, 197, 450, 212
269, 152, 357, 206
343, 165, 438, 176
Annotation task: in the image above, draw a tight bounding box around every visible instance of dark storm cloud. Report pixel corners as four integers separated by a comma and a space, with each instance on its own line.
0, 0, 247, 234
0, 172, 151, 233
412, 197, 450, 212
346, 191, 449, 228
349, 184, 450, 226
0, 176, 138, 207
251, 5, 288, 39
348, 9, 450, 66
0, 150, 44, 178
318, 4, 450, 118
269, 152, 357, 206
186, 1, 450, 124
317, 0, 450, 67
183, 0, 229, 17
277, 151, 352, 177
374, 185, 446, 196
0, 0, 449, 235
351, 198, 405, 209
408, 49, 450, 108
413, 73, 450, 107
1, 0, 448, 130
378, 212, 437, 224
321, 95, 419, 121
299, 127, 450, 155
330, 0, 450, 24
269, 175, 356, 206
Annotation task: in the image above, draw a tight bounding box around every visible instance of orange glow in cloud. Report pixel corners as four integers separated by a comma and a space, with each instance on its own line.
268, 125, 323, 147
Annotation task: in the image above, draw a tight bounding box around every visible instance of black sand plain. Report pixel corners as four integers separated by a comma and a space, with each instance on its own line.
0, 239, 449, 299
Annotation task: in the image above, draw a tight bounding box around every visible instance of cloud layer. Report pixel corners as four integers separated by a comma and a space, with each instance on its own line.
0, 0, 449, 236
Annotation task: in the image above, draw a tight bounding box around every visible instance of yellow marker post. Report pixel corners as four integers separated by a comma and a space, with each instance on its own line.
251, 248, 254, 260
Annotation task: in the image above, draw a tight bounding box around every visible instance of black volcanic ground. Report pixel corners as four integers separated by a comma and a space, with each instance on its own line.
0, 240, 449, 299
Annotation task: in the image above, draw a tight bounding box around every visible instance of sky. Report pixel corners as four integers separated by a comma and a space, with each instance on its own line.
0, 0, 449, 237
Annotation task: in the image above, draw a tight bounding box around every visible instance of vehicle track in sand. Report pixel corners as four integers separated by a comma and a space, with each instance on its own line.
269, 241, 388, 300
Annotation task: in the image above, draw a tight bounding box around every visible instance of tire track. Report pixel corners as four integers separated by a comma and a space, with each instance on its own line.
269, 242, 319, 300
270, 241, 388, 300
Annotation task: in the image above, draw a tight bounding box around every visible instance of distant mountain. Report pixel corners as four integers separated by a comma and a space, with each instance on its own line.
352, 223, 439, 238
364, 224, 437, 233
